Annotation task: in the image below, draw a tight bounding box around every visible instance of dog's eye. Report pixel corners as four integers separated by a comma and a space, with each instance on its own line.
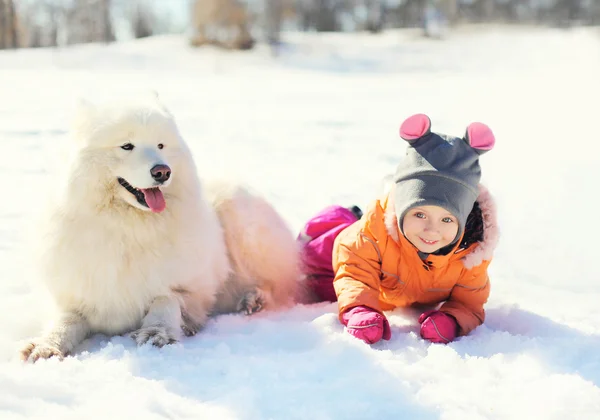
121, 143, 135, 151
157, 143, 164, 150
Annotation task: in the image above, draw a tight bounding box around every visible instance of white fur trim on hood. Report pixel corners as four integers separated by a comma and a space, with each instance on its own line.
384, 184, 499, 269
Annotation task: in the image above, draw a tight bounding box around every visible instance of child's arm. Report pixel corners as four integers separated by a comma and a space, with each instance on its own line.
439, 261, 491, 336
332, 220, 384, 319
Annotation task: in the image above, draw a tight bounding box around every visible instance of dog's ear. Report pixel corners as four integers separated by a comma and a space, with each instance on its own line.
74, 97, 96, 115
69, 96, 98, 142
139, 89, 161, 105
74, 97, 97, 122
142, 89, 169, 110
144, 90, 174, 117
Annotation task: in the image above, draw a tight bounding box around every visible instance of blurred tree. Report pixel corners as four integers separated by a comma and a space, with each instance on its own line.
46, 1, 62, 46
403, 0, 425, 28
16, 0, 64, 48
440, 0, 457, 24
129, 0, 154, 38
315, 0, 342, 31
481, 0, 495, 21
296, 0, 315, 31
3, 0, 600, 51
0, 0, 19, 49
365, 0, 385, 33
66, 0, 115, 45
189, 0, 255, 50
265, 0, 283, 45
553, 0, 583, 26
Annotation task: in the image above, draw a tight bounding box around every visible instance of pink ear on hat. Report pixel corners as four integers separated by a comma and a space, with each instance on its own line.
399, 113, 431, 141
465, 122, 495, 151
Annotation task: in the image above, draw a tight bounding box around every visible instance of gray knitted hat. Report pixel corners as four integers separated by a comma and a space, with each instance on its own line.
393, 113, 495, 244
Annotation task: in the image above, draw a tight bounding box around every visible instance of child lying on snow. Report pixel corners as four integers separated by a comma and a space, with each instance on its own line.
298, 113, 499, 344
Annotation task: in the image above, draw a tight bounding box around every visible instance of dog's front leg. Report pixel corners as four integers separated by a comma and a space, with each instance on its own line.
20, 312, 90, 362
130, 295, 181, 347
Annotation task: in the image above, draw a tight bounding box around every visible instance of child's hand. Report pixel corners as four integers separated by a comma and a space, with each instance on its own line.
341, 306, 391, 344
418, 310, 458, 343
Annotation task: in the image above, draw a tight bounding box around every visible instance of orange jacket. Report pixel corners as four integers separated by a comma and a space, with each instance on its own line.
332, 185, 499, 336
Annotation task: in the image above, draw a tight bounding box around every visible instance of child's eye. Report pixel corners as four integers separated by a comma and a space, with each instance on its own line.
415, 212, 425, 219
442, 217, 454, 223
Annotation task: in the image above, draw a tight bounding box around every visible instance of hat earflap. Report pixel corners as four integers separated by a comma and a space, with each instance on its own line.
464, 122, 495, 154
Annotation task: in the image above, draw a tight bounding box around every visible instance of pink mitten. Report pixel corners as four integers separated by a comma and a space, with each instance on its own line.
341, 306, 391, 344
418, 310, 458, 344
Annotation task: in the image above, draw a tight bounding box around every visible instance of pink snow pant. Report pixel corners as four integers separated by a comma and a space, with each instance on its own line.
298, 205, 361, 302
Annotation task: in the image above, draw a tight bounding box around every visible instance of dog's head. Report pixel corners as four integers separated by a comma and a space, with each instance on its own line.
71, 91, 188, 213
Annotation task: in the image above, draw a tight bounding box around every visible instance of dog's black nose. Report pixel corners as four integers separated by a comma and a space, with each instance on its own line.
150, 164, 171, 183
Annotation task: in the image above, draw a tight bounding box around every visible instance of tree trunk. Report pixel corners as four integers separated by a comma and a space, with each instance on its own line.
265, 0, 283, 44
131, 1, 153, 39
0, 1, 5, 49
366, 0, 384, 33
101, 0, 114, 43
6, 0, 17, 47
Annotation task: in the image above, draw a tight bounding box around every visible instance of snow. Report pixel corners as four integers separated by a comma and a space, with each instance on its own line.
1, 25, 600, 419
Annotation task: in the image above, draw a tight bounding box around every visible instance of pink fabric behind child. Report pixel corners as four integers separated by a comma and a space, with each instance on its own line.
298, 205, 359, 302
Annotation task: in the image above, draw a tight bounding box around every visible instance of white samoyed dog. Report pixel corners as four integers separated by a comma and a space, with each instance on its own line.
20, 93, 301, 362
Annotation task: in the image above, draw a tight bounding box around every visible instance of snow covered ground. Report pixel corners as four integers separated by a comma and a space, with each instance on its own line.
1, 25, 600, 419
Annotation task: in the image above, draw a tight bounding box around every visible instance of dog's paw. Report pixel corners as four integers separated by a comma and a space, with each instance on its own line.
181, 323, 198, 337
20, 340, 64, 363
180, 311, 204, 337
236, 289, 265, 316
130, 326, 178, 347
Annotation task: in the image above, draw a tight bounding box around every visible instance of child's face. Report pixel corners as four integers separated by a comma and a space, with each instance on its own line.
402, 206, 459, 253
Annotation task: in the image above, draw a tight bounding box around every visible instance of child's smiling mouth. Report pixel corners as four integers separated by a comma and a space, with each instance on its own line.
419, 237, 439, 245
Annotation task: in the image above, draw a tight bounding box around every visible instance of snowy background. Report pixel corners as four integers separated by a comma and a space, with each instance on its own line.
1, 25, 600, 419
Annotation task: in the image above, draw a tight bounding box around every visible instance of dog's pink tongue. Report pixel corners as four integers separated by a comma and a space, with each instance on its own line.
142, 188, 166, 213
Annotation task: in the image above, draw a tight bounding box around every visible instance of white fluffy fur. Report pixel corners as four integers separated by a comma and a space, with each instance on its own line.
20, 94, 300, 362
460, 185, 499, 269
